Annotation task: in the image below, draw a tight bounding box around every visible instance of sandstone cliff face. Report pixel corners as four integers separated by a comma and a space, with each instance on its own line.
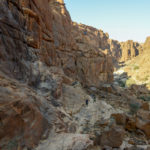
143, 36, 150, 50
0, 0, 73, 79
0, 0, 114, 149
0, 0, 113, 87
120, 40, 143, 62
122, 36, 150, 89
71, 23, 113, 86
107, 40, 143, 63
1, 1, 150, 149
108, 39, 122, 60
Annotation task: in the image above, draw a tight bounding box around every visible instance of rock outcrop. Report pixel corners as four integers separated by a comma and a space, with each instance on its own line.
143, 36, 150, 50
121, 37, 150, 89
120, 40, 143, 62
71, 22, 114, 86
107, 40, 143, 64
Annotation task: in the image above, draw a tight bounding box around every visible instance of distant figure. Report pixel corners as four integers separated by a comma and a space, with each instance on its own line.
93, 95, 96, 103
84, 31, 87, 35
85, 99, 89, 106
90, 94, 96, 103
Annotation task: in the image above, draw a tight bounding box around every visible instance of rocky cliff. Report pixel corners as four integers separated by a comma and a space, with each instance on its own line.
107, 39, 143, 64
143, 36, 150, 50
0, 0, 113, 88
1, 0, 150, 150
121, 36, 150, 89
71, 22, 113, 86
120, 40, 143, 62
0, 0, 114, 149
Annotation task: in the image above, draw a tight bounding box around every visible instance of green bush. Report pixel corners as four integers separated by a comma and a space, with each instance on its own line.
143, 75, 149, 81
139, 96, 150, 101
118, 80, 126, 87
133, 65, 139, 70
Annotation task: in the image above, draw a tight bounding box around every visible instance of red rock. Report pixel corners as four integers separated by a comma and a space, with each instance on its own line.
136, 118, 150, 139
0, 0, 115, 149
100, 126, 125, 148
0, 75, 50, 149
111, 113, 126, 125
0, 0, 113, 88
125, 117, 136, 132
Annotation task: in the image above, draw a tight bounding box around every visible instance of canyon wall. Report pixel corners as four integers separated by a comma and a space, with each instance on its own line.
107, 40, 143, 63
71, 22, 113, 86
120, 40, 143, 62
143, 36, 150, 50
0, 0, 149, 149
0, 0, 114, 87
0, 0, 114, 149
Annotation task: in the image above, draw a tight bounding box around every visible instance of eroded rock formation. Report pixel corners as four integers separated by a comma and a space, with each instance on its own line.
107, 39, 143, 63
120, 40, 143, 62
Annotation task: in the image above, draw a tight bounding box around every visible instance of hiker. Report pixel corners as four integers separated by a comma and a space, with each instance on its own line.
93, 94, 96, 103
90, 94, 96, 103
85, 99, 89, 106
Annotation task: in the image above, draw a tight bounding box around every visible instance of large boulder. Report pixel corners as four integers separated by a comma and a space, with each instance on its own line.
100, 126, 125, 148
0, 73, 52, 149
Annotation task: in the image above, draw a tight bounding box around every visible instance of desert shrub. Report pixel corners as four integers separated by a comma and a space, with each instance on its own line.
143, 75, 149, 81
139, 96, 150, 101
139, 96, 146, 101
136, 75, 141, 80
129, 102, 141, 115
133, 65, 139, 70
118, 80, 126, 87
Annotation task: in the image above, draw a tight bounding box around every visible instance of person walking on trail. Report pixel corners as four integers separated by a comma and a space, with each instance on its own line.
90, 94, 96, 103
93, 94, 96, 103
85, 99, 89, 106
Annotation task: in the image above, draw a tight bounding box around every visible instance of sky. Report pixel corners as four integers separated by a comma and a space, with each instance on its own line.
64, 0, 150, 43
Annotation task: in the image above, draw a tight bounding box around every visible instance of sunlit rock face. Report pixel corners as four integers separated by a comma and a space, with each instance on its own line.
71, 22, 114, 86
120, 40, 143, 62
143, 36, 150, 50
106, 39, 143, 63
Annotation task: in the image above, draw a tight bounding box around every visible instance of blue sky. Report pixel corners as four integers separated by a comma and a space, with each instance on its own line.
64, 0, 150, 43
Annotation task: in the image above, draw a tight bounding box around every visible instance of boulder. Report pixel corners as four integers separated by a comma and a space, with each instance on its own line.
111, 113, 126, 125
125, 117, 136, 132
136, 118, 150, 139
100, 126, 125, 148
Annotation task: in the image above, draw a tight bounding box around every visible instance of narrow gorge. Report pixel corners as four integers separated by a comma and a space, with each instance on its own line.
0, 0, 150, 150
